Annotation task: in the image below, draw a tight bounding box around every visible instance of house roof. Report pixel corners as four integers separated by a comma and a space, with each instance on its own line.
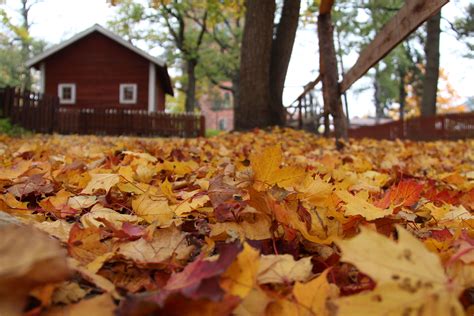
26, 24, 173, 95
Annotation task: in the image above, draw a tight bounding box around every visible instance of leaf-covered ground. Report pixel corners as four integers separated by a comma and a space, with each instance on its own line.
0, 128, 473, 315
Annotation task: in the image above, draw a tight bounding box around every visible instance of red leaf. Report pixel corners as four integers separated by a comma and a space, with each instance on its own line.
152, 242, 242, 305
96, 218, 144, 241
375, 179, 423, 209
430, 228, 453, 242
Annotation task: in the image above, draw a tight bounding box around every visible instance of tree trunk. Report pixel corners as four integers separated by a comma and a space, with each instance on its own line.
235, 0, 275, 130
398, 66, 406, 121
20, 0, 31, 90
185, 59, 197, 113
318, 12, 347, 147
421, 11, 441, 117
231, 74, 240, 113
374, 67, 384, 120
270, 0, 301, 126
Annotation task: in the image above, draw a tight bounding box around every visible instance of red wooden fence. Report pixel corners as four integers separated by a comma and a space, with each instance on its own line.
0, 87, 205, 137
349, 113, 474, 141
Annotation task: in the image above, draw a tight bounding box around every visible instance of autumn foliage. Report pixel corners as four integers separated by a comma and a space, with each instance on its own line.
0, 128, 474, 315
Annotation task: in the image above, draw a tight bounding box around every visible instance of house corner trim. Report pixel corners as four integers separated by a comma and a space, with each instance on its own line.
148, 62, 156, 112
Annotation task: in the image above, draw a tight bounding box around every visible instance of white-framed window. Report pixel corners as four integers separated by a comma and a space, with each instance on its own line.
58, 83, 76, 104
119, 84, 137, 104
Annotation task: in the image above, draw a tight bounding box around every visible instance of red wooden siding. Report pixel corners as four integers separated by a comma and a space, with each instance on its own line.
43, 32, 165, 110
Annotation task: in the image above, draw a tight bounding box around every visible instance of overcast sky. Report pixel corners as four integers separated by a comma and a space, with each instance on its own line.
3, 0, 473, 118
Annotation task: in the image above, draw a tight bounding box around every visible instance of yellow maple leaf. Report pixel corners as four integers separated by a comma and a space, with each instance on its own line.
81, 173, 120, 194
0, 192, 28, 210
0, 160, 32, 181
250, 145, 305, 191
336, 190, 392, 220
335, 226, 469, 316
209, 215, 273, 241
173, 192, 210, 217
221, 243, 260, 298
157, 160, 198, 175
232, 287, 272, 316
297, 175, 333, 207
132, 193, 174, 225
293, 269, 339, 316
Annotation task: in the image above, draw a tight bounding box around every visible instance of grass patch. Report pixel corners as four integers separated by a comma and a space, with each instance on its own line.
205, 129, 223, 137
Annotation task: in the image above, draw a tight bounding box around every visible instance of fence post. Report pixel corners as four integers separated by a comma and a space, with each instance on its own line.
297, 99, 303, 129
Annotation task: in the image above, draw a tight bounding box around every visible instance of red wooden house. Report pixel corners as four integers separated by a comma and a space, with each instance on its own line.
26, 24, 173, 112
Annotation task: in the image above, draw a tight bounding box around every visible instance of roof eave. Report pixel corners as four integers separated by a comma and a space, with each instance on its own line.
25, 24, 167, 68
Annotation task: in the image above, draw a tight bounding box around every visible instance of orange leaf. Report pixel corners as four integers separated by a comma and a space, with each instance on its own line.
375, 179, 423, 209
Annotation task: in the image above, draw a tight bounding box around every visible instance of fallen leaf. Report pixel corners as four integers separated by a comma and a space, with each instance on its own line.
161, 242, 242, 301
250, 145, 305, 191
0, 160, 32, 180
293, 269, 339, 316
257, 254, 313, 284
80, 204, 141, 228
336, 190, 392, 220
0, 224, 70, 316
117, 226, 194, 264
132, 192, 174, 225
44, 294, 115, 316
81, 173, 120, 194
335, 226, 468, 315
221, 243, 260, 298
376, 179, 424, 209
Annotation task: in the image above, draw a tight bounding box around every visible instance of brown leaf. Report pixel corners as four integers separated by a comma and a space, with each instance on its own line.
0, 224, 70, 316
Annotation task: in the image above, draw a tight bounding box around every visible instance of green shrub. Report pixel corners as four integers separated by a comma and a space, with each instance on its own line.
0, 118, 30, 136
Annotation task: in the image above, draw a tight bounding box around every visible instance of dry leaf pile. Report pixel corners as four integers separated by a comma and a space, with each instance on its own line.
0, 128, 473, 315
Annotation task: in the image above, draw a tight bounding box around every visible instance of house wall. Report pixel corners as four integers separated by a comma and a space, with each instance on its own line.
199, 86, 234, 131
43, 32, 164, 110
156, 79, 165, 111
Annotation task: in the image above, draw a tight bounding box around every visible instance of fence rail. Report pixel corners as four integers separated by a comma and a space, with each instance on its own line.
348, 113, 474, 141
0, 87, 205, 137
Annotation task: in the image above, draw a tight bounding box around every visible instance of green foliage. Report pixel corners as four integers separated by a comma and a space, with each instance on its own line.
332, 0, 423, 118
108, 0, 243, 111
0, 43, 23, 88
0, 118, 29, 136
205, 128, 222, 137
0, 5, 47, 89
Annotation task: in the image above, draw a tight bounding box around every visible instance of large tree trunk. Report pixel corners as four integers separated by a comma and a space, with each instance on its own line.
270, 0, 301, 126
421, 11, 441, 117
235, 0, 275, 130
185, 59, 197, 112
318, 11, 347, 147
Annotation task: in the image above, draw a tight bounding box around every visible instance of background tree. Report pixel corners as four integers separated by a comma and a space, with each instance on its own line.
0, 1, 46, 89
331, 0, 424, 120
236, 0, 301, 130
421, 12, 441, 117
109, 0, 244, 112
453, 4, 473, 57
270, 0, 301, 125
